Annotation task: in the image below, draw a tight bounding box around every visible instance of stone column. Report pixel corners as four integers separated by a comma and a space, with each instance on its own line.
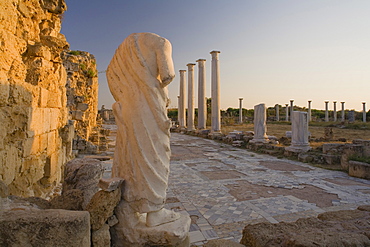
290, 100, 294, 121
341, 102, 345, 122
178, 70, 187, 130
210, 51, 221, 133
250, 103, 269, 143
275, 104, 279, 121
177, 96, 180, 125
196, 59, 206, 130
308, 100, 312, 122
363, 102, 367, 123
285, 111, 311, 152
187, 63, 196, 131
325, 101, 329, 122
333, 101, 337, 122
239, 98, 243, 124
285, 104, 289, 121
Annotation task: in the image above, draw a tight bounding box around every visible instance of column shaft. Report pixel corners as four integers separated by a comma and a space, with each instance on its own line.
210, 51, 221, 133
179, 70, 187, 129
187, 64, 196, 131
197, 59, 206, 129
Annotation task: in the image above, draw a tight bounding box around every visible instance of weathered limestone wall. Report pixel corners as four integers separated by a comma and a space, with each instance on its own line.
0, 0, 72, 197
63, 50, 98, 141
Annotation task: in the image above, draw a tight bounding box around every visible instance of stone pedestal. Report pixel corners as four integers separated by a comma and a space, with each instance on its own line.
285, 111, 311, 153
250, 103, 269, 144
187, 64, 196, 131
112, 201, 190, 247
325, 101, 329, 122
179, 70, 187, 130
210, 51, 221, 133
197, 59, 207, 130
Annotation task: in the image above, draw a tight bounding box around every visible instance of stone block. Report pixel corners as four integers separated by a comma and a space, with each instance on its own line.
92, 223, 110, 247
39, 87, 49, 107
29, 108, 44, 135
77, 103, 89, 111
23, 136, 40, 155
322, 143, 346, 154
98, 177, 124, 192
47, 91, 62, 108
241, 208, 370, 246
47, 130, 56, 155
349, 161, 370, 179
42, 108, 51, 133
85, 188, 121, 230
72, 110, 84, 121
323, 154, 341, 165
0, 209, 90, 247
341, 144, 364, 171
353, 139, 370, 156
39, 132, 48, 152
49, 108, 60, 130
63, 158, 104, 209
49, 189, 84, 210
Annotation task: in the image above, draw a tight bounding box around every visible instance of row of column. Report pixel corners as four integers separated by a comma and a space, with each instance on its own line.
278, 100, 367, 123
178, 51, 221, 133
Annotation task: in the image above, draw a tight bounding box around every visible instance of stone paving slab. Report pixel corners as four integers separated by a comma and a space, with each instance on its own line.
101, 129, 370, 246
167, 133, 370, 245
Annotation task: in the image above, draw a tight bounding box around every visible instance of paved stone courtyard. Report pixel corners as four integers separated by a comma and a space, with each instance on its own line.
101, 127, 370, 246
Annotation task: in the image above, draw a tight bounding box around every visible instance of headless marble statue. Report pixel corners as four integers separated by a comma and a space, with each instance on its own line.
106, 33, 180, 227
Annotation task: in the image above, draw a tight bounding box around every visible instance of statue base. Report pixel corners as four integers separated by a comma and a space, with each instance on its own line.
285, 144, 311, 153
111, 201, 191, 247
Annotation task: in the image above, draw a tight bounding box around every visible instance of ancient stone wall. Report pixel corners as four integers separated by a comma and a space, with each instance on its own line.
0, 0, 73, 197
63, 50, 98, 141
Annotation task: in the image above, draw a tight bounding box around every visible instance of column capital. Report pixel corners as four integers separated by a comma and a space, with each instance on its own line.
239, 97, 243, 100
179, 70, 186, 73
362, 101, 366, 104
210, 50, 221, 54
308, 100, 312, 102
341, 101, 345, 104
333, 101, 337, 103
186, 63, 196, 67
285, 104, 289, 106
290, 99, 294, 102
324, 101, 329, 103
196, 59, 206, 62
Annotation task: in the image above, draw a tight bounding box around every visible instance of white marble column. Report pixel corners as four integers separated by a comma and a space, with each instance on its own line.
325, 101, 329, 122
285, 111, 311, 152
285, 104, 289, 121
275, 104, 279, 121
239, 98, 243, 124
210, 51, 221, 133
363, 102, 367, 123
341, 101, 345, 122
250, 103, 269, 143
333, 101, 337, 122
308, 100, 312, 122
187, 63, 196, 131
197, 59, 206, 130
178, 70, 187, 129
290, 100, 294, 122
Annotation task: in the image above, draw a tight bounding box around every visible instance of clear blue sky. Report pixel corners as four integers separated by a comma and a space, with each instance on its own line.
62, 0, 370, 111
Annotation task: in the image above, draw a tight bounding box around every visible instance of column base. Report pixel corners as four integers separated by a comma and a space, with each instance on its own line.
208, 131, 223, 140
112, 201, 191, 247
285, 144, 312, 153
249, 138, 269, 144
